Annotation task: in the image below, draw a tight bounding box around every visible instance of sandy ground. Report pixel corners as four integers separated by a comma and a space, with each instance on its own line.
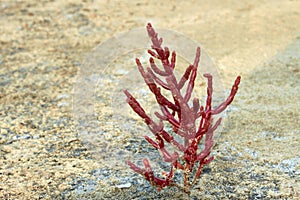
0, 0, 299, 199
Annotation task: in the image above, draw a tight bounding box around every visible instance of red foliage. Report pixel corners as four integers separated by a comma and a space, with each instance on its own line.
124, 23, 241, 193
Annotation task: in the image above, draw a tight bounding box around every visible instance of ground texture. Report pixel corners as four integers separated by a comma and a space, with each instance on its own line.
0, 1, 299, 199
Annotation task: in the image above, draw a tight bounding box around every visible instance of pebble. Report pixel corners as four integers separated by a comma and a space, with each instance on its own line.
115, 182, 132, 189
1, 128, 8, 134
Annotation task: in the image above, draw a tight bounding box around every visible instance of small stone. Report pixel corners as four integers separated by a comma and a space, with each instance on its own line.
115, 182, 132, 189
58, 183, 70, 192
1, 129, 8, 134
1, 145, 12, 153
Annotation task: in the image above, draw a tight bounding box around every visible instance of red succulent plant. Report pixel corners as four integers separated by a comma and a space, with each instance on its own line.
124, 23, 241, 193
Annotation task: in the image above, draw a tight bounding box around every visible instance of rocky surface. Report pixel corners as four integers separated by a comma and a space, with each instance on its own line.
0, 1, 299, 199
